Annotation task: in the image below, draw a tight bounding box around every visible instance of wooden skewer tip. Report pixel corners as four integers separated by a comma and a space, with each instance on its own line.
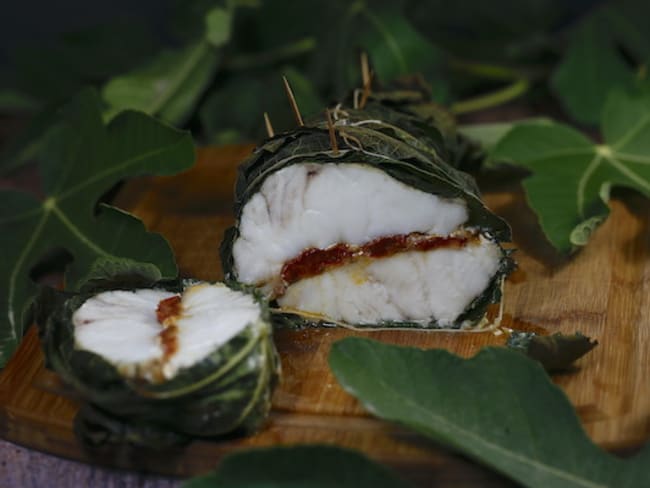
361, 52, 371, 89
263, 112, 274, 138
325, 108, 339, 155
282, 75, 304, 126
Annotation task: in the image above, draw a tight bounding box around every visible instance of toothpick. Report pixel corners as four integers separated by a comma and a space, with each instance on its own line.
359, 52, 373, 109
282, 75, 304, 126
263, 112, 274, 138
325, 109, 339, 155
360, 52, 371, 89
359, 83, 371, 109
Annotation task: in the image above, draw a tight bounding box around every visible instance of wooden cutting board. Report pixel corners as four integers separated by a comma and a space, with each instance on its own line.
1, 145, 648, 486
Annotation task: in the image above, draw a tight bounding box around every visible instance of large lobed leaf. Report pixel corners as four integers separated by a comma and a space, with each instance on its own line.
102, 7, 232, 126
0, 88, 195, 367
199, 0, 447, 142
3, 20, 158, 111
329, 337, 650, 488
405, 0, 592, 62
551, 0, 650, 125
491, 89, 650, 252
182, 445, 413, 488
1, 8, 228, 175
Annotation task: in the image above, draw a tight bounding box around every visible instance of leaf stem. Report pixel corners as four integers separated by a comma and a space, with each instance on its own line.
146, 41, 212, 116
448, 58, 532, 114
6, 210, 48, 333
451, 78, 530, 115
359, 6, 408, 74
449, 59, 521, 80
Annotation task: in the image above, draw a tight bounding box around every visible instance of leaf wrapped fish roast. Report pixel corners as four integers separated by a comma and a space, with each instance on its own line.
222, 85, 513, 330
38, 278, 279, 446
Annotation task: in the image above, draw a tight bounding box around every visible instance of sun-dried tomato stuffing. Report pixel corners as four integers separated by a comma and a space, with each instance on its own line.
156, 295, 181, 325
281, 244, 354, 285
160, 324, 179, 360
412, 235, 472, 252
364, 235, 409, 258
278, 232, 479, 293
156, 295, 182, 363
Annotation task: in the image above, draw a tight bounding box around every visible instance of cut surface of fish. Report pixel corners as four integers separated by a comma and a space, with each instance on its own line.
72, 283, 263, 382
229, 162, 509, 328
278, 235, 502, 327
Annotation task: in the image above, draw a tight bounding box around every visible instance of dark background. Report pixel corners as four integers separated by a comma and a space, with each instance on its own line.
0, 1, 170, 69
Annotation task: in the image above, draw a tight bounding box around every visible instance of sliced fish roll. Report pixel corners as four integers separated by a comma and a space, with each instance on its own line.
39, 280, 279, 445
222, 94, 512, 329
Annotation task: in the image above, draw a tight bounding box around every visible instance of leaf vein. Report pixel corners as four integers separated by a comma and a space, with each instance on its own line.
7, 210, 49, 334
372, 376, 607, 488
360, 8, 408, 73
610, 151, 650, 165
528, 148, 594, 161
0, 206, 42, 225
50, 203, 111, 257
603, 155, 650, 194
577, 155, 602, 217
57, 137, 187, 201
146, 42, 211, 115
610, 114, 650, 150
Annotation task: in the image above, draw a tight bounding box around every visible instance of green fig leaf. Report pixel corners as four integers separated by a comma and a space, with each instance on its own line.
551, 11, 633, 125
102, 7, 232, 125
329, 337, 650, 488
551, 1, 650, 124
404, 0, 586, 62
230, 0, 447, 104
0, 88, 195, 367
182, 445, 413, 488
491, 89, 650, 252
355, 2, 445, 84
0, 102, 61, 175
7, 20, 158, 108
0, 19, 160, 175
458, 118, 552, 164
0, 88, 38, 113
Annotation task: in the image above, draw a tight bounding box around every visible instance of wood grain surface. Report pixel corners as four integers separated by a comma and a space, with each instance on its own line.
1, 144, 648, 486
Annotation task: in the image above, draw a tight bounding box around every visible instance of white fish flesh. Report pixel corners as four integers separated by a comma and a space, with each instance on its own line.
72, 283, 265, 381
229, 162, 508, 328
